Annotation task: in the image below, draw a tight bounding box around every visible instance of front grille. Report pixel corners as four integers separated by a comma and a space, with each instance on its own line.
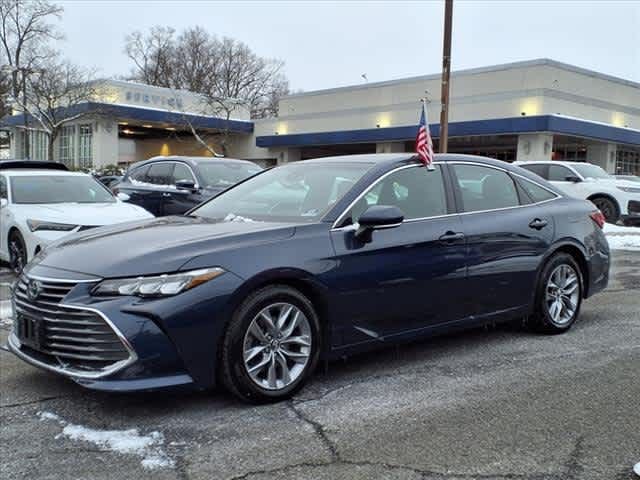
12, 275, 132, 376
628, 200, 640, 215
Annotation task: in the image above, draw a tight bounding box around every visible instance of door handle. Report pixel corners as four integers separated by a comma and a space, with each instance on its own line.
529, 218, 548, 230
439, 231, 465, 243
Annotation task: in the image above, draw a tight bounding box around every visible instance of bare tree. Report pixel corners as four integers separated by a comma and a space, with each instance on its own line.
124, 27, 290, 120
124, 26, 175, 88
0, 0, 62, 101
16, 58, 98, 160
0, 0, 62, 158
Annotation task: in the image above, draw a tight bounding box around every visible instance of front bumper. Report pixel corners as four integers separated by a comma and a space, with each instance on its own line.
8, 266, 244, 392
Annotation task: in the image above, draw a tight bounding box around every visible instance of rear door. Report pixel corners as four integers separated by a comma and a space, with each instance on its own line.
329, 164, 468, 345
118, 164, 160, 215
162, 162, 205, 216
449, 162, 555, 319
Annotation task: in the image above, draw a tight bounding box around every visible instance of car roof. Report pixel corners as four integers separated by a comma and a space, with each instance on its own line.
515, 160, 592, 167
0, 160, 69, 171
129, 156, 260, 170
300, 153, 520, 170
1, 169, 90, 177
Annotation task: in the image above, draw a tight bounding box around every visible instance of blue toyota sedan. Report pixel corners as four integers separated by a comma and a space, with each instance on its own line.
9, 154, 610, 403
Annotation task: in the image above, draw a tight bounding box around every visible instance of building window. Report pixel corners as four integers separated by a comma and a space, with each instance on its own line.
616, 149, 640, 176
78, 124, 93, 169
32, 131, 48, 161
58, 125, 75, 167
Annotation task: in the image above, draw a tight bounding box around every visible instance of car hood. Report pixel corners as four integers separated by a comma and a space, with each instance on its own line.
34, 215, 296, 278
12, 202, 153, 225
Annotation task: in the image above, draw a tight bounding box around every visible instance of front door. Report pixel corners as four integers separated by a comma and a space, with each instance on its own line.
329, 164, 468, 345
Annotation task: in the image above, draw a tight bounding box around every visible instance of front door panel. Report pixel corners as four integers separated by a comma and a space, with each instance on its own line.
329, 215, 467, 345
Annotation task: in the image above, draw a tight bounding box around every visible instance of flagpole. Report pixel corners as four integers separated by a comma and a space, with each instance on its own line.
439, 0, 453, 153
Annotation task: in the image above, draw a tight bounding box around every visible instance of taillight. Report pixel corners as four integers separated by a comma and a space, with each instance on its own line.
590, 210, 606, 229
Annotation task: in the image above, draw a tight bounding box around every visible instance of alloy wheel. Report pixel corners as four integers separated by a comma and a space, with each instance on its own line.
242, 302, 312, 391
545, 264, 580, 326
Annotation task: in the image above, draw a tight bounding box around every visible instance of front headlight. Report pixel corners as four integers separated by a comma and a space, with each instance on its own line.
27, 219, 78, 232
617, 186, 640, 194
92, 267, 225, 297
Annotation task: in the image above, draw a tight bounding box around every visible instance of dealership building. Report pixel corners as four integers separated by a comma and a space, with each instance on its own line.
2, 59, 640, 174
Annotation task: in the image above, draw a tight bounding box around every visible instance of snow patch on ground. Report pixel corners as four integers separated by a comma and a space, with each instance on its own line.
37, 411, 174, 470
0, 300, 12, 326
603, 223, 640, 251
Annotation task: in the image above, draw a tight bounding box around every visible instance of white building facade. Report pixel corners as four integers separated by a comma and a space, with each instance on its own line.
2, 59, 640, 174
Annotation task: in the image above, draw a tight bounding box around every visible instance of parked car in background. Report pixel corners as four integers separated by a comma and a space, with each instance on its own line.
0, 163, 153, 273
516, 161, 640, 225
115, 156, 262, 216
97, 175, 123, 190
9, 154, 610, 403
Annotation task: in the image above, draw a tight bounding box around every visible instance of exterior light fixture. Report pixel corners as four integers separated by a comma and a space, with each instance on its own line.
142, 124, 153, 128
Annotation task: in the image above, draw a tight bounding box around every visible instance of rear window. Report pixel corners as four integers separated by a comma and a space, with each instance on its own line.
516, 177, 557, 203
10, 175, 115, 204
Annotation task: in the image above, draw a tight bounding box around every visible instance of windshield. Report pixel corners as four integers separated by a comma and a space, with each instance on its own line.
572, 164, 611, 180
192, 162, 371, 222
11, 175, 116, 204
196, 161, 263, 188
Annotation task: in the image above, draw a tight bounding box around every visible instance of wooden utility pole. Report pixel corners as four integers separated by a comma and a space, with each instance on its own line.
439, 0, 453, 153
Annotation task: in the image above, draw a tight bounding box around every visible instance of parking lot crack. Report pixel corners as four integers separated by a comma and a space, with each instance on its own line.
287, 400, 339, 462
0, 395, 70, 409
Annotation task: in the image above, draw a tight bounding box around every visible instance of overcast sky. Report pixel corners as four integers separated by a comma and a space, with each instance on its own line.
57, 0, 640, 91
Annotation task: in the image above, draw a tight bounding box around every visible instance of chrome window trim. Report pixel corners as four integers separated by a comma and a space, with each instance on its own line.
331, 162, 445, 229
330, 160, 562, 232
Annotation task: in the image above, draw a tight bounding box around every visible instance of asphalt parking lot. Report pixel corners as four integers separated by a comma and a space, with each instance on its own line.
0, 252, 638, 480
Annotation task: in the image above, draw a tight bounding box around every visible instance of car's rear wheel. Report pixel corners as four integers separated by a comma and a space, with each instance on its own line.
220, 285, 321, 403
529, 253, 583, 334
590, 196, 619, 224
8, 230, 27, 275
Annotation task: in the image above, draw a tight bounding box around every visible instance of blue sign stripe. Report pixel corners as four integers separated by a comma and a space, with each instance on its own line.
256, 115, 640, 147
1, 102, 254, 134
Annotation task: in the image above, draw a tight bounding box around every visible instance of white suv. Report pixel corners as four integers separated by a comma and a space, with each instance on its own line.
0, 163, 153, 273
515, 161, 640, 225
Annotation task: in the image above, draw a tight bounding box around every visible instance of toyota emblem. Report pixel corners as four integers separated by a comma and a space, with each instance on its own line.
27, 280, 43, 301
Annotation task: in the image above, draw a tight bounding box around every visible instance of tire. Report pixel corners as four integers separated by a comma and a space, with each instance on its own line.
220, 285, 321, 403
8, 230, 27, 275
529, 253, 583, 334
590, 196, 619, 224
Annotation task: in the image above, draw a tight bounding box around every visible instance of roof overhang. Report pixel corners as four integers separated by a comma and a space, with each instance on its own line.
256, 115, 640, 148
1, 102, 254, 134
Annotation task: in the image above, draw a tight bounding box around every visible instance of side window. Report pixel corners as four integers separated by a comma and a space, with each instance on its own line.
453, 164, 520, 212
350, 165, 447, 224
172, 163, 196, 185
0, 176, 7, 200
517, 177, 557, 203
548, 165, 574, 182
520, 164, 548, 179
146, 163, 174, 185
129, 165, 150, 182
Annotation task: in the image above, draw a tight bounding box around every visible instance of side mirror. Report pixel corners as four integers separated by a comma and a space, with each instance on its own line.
0, 198, 7, 208
116, 192, 130, 202
355, 205, 404, 242
176, 180, 197, 191
565, 175, 582, 183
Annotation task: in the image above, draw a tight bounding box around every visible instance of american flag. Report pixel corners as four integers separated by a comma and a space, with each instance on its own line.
416, 101, 435, 170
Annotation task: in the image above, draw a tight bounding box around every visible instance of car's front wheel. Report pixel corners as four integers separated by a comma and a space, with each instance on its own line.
220, 285, 321, 403
8, 230, 27, 275
530, 253, 583, 334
